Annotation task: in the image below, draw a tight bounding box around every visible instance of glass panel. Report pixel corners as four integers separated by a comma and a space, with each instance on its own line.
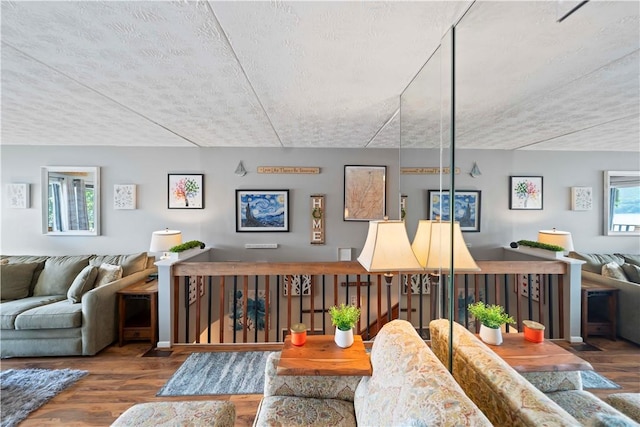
604, 171, 640, 235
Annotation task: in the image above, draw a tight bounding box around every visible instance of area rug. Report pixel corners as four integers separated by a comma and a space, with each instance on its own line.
157, 351, 273, 396
581, 370, 621, 389
0, 368, 88, 427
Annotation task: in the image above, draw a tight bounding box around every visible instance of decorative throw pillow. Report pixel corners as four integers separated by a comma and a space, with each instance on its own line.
33, 256, 90, 296
94, 263, 123, 287
67, 265, 99, 303
90, 253, 147, 277
621, 263, 640, 284
0, 258, 8, 265
601, 262, 629, 281
0, 262, 41, 300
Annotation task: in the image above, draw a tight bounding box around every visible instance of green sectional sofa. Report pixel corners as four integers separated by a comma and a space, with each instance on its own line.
0, 252, 156, 357
568, 251, 640, 345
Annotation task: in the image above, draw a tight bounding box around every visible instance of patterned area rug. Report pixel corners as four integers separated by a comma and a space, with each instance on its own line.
157, 351, 273, 396
0, 368, 88, 427
580, 370, 621, 389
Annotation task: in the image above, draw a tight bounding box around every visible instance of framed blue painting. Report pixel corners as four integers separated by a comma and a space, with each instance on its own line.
236, 189, 289, 232
427, 190, 481, 232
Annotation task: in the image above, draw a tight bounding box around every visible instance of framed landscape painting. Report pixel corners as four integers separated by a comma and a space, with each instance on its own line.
510, 176, 543, 210
236, 190, 289, 232
427, 190, 481, 232
168, 174, 203, 209
343, 165, 386, 221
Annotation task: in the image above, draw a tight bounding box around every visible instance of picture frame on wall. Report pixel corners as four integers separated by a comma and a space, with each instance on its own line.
509, 176, 543, 210
236, 189, 289, 232
168, 174, 204, 209
427, 190, 481, 232
343, 165, 386, 221
7, 183, 30, 209
571, 186, 593, 211
114, 184, 136, 209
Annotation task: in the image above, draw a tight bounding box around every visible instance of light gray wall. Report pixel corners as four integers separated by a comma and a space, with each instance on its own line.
1, 146, 638, 259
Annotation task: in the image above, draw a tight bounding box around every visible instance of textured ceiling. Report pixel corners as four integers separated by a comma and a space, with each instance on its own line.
1, 1, 638, 151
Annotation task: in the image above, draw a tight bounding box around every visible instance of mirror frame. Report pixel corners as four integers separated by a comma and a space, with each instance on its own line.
41, 166, 100, 236
604, 170, 640, 236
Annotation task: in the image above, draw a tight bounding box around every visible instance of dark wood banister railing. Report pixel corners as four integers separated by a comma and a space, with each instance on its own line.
170, 260, 567, 347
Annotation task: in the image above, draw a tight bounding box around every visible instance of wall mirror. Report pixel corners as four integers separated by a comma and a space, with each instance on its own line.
41, 166, 100, 236
604, 170, 640, 236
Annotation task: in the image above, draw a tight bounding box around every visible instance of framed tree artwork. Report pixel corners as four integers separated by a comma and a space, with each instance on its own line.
510, 176, 543, 210
343, 165, 386, 221
168, 174, 203, 209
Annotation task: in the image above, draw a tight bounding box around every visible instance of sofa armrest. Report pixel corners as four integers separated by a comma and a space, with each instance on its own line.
81, 267, 157, 355
263, 352, 361, 402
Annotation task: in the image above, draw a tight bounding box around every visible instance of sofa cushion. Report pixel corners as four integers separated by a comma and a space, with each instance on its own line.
0, 262, 41, 300
112, 401, 236, 427
33, 256, 90, 296
606, 393, 640, 423
355, 320, 492, 427
94, 263, 123, 287
587, 413, 639, 427
90, 253, 147, 277
602, 262, 629, 281
617, 254, 640, 268
547, 390, 638, 425
67, 265, 98, 303
14, 299, 82, 329
254, 396, 356, 427
621, 263, 640, 284
568, 252, 625, 274
0, 295, 66, 329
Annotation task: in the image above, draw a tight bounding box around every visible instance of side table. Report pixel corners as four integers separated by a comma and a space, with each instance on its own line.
581, 280, 619, 341
117, 279, 158, 347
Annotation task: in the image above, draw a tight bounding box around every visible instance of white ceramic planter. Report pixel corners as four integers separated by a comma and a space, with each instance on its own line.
479, 324, 503, 345
334, 327, 354, 348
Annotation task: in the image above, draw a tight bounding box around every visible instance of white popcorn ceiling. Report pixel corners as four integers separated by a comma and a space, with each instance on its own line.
1, 1, 638, 151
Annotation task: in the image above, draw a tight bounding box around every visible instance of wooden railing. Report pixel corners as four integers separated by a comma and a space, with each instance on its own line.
170, 260, 567, 346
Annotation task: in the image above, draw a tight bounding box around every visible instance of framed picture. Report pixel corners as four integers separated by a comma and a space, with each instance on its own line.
343, 165, 386, 221
114, 184, 136, 209
168, 174, 203, 209
509, 176, 543, 210
571, 186, 593, 211
7, 183, 30, 209
427, 190, 481, 232
228, 289, 270, 331
401, 273, 431, 295
282, 275, 312, 296
236, 190, 289, 232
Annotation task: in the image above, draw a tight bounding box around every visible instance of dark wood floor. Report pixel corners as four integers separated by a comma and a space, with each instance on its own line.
1, 337, 638, 426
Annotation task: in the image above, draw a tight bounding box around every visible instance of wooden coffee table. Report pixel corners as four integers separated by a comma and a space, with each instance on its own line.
277, 334, 372, 376
488, 333, 593, 373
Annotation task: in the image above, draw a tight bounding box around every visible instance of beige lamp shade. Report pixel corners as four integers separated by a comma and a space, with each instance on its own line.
411, 220, 480, 272
357, 220, 422, 272
149, 229, 182, 252
538, 229, 574, 251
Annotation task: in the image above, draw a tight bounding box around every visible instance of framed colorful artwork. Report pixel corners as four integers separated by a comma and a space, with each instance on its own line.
236, 189, 289, 232
168, 174, 203, 209
343, 165, 386, 221
509, 176, 543, 210
427, 190, 481, 232
228, 289, 270, 331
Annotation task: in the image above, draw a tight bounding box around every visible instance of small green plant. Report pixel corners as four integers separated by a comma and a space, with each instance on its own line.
329, 303, 361, 331
468, 302, 515, 329
169, 240, 205, 253
517, 239, 564, 252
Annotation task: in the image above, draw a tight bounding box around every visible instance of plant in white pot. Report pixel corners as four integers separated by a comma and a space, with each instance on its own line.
468, 301, 515, 345
329, 303, 361, 348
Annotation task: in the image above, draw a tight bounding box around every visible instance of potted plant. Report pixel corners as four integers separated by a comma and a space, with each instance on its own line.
329, 303, 361, 348
468, 301, 515, 345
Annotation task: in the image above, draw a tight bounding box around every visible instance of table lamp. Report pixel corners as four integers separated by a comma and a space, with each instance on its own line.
149, 228, 182, 259
538, 228, 574, 253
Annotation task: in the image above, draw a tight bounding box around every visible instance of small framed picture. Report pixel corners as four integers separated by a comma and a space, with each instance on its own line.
236, 189, 289, 232
7, 183, 30, 209
509, 176, 543, 210
344, 165, 386, 221
168, 174, 204, 209
571, 186, 593, 211
114, 184, 136, 209
427, 190, 481, 232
